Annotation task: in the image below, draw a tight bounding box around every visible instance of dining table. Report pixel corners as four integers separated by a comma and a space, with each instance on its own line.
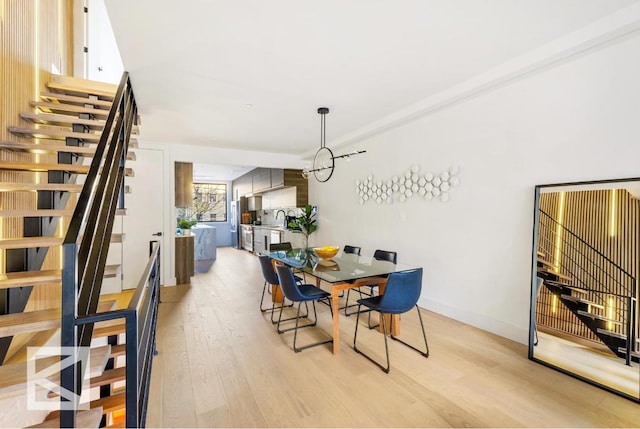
268, 248, 421, 354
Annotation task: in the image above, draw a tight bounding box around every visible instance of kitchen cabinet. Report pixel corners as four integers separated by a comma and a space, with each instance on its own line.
252, 168, 271, 193
254, 226, 284, 254
174, 162, 193, 207
175, 234, 194, 284
232, 168, 307, 205
233, 174, 252, 198
271, 169, 285, 188
248, 196, 262, 211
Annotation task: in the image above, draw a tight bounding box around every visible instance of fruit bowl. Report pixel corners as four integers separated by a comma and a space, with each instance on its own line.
313, 246, 339, 260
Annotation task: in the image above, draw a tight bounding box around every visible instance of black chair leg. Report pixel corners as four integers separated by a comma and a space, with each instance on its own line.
276, 300, 311, 328
261, 282, 293, 320
291, 301, 333, 352
353, 305, 390, 373
389, 305, 429, 358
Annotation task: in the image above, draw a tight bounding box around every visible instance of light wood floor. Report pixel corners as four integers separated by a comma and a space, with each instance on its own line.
146, 247, 640, 428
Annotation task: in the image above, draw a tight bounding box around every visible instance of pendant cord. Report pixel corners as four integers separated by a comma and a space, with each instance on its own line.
320, 112, 326, 149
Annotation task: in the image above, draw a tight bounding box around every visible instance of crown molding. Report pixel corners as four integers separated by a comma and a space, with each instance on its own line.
313, 2, 640, 157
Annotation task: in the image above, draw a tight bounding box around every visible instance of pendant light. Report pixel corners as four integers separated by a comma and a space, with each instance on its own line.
302, 107, 366, 182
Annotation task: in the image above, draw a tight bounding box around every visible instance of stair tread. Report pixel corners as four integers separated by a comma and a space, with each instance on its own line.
0, 236, 63, 249
576, 309, 622, 324
0, 183, 83, 192
0, 209, 74, 217
90, 366, 126, 388
31, 100, 111, 118
93, 320, 126, 338
9, 126, 139, 147
0, 300, 117, 338
10, 126, 101, 142
0, 161, 90, 173
537, 267, 573, 283
0, 233, 124, 249
2, 207, 127, 218
0, 161, 134, 177
20, 112, 107, 131
559, 294, 605, 309
46, 392, 125, 422
617, 347, 640, 357
0, 265, 121, 288
41, 91, 113, 108
0, 345, 111, 400
0, 140, 96, 155
544, 280, 588, 295
596, 328, 627, 340
0, 269, 62, 289
20, 113, 140, 135
103, 264, 121, 279
537, 258, 556, 269
110, 344, 126, 358
47, 76, 117, 99
27, 407, 104, 428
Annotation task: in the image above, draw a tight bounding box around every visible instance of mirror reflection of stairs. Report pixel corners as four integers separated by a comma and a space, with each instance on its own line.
536, 209, 639, 365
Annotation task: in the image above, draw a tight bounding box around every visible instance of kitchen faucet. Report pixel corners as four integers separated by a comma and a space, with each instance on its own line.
275, 209, 286, 227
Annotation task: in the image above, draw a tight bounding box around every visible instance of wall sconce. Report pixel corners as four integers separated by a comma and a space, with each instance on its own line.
302, 107, 366, 182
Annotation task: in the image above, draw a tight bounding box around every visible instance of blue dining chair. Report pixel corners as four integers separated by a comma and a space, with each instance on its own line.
353, 268, 429, 373
275, 264, 333, 352
339, 245, 362, 315
257, 255, 298, 323
345, 249, 398, 329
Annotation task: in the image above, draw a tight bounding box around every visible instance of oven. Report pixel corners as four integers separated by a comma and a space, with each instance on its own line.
241, 225, 253, 252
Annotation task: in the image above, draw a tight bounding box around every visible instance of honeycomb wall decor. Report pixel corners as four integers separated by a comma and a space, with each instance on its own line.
355, 165, 460, 205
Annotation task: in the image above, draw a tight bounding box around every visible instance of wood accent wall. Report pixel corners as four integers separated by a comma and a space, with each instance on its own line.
537, 189, 640, 341
1, 1, 75, 361
283, 169, 308, 207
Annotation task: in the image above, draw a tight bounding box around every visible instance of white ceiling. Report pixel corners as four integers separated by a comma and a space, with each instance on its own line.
105, 0, 638, 178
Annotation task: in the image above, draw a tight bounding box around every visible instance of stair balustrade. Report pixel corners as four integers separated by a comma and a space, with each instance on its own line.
536, 209, 637, 365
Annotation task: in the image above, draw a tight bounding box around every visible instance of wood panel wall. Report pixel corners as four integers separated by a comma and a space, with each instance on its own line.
1, 0, 74, 361
537, 189, 640, 342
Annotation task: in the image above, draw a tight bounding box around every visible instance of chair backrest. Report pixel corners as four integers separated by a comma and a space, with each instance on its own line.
270, 242, 293, 251
258, 255, 279, 285
373, 249, 397, 264
275, 265, 306, 302
343, 245, 361, 255
377, 268, 423, 314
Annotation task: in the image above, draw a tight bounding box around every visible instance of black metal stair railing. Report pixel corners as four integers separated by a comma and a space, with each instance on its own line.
537, 208, 637, 365
58, 71, 149, 427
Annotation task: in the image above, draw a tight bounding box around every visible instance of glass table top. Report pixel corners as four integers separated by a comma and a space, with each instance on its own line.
268, 248, 419, 284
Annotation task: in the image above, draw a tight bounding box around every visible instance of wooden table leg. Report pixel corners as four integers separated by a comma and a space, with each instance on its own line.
270, 284, 283, 303
332, 287, 340, 354
377, 281, 400, 336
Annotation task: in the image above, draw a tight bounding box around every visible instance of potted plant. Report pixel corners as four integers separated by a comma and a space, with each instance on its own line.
177, 218, 197, 235
288, 204, 317, 249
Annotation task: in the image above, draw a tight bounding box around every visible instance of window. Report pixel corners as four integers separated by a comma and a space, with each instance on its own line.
177, 183, 227, 222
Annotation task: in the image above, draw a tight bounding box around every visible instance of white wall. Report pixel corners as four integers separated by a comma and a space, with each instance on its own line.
309, 32, 640, 344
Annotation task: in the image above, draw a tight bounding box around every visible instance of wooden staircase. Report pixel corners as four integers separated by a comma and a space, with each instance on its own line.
0, 75, 136, 427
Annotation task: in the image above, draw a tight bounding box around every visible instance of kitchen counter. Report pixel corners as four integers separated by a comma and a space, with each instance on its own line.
253, 224, 287, 231
192, 224, 216, 261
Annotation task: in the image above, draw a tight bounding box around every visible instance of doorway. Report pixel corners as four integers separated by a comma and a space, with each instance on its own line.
123, 148, 165, 289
